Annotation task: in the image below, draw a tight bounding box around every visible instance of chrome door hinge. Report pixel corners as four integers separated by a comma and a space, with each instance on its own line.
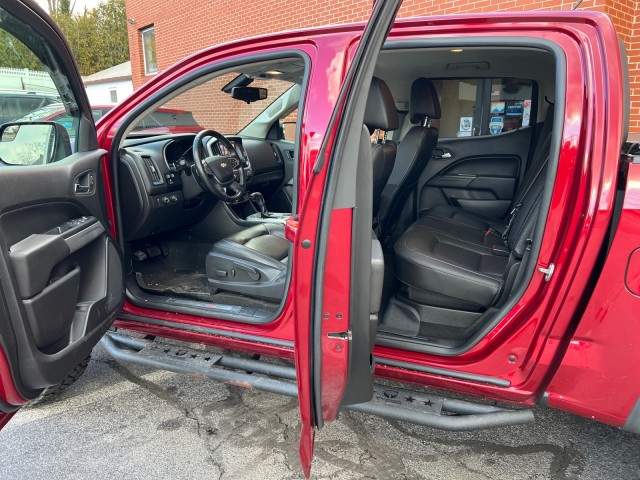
327, 331, 352, 340
538, 263, 555, 282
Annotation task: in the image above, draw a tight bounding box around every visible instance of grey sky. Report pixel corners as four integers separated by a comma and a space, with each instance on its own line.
34, 0, 106, 13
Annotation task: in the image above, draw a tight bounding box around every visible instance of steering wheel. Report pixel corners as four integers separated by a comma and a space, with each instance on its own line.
192, 129, 247, 202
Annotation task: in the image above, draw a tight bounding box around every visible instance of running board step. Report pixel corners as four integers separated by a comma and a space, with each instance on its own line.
101, 332, 534, 431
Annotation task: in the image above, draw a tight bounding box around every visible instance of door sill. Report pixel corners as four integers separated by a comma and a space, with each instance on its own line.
125, 276, 283, 325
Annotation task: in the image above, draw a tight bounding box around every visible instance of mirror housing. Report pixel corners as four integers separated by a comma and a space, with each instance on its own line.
231, 86, 267, 104
0, 121, 71, 166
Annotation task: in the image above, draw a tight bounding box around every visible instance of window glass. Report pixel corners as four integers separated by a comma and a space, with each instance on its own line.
430, 79, 479, 138
0, 7, 80, 165
110, 89, 118, 103
91, 109, 104, 121
130, 70, 299, 136
430, 78, 535, 138
141, 27, 157, 75
279, 108, 298, 141
488, 78, 533, 134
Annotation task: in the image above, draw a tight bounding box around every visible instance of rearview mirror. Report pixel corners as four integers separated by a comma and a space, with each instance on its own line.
0, 122, 71, 166
231, 86, 268, 104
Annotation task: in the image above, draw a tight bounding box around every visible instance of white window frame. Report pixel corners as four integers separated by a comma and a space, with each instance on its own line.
109, 88, 118, 103
141, 26, 157, 76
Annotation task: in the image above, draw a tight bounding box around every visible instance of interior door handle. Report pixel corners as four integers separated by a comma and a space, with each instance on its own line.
74, 170, 96, 195
432, 150, 452, 160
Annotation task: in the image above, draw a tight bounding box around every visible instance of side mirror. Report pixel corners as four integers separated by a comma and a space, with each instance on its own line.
231, 86, 268, 104
0, 122, 71, 166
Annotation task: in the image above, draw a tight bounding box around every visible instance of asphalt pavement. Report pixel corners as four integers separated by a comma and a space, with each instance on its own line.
1, 342, 639, 479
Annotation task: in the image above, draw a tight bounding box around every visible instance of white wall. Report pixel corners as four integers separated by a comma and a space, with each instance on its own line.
0, 68, 57, 93
84, 79, 133, 106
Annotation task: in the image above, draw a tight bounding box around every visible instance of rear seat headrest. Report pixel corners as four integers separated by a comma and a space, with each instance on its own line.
364, 77, 399, 133
410, 78, 441, 124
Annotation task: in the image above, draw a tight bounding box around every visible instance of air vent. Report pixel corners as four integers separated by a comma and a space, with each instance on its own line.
142, 156, 163, 186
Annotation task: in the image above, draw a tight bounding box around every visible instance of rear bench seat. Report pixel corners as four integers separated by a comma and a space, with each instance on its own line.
393, 106, 554, 312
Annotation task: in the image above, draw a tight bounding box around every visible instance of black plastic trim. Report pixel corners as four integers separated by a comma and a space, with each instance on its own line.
124, 277, 282, 325
116, 312, 294, 349
622, 397, 640, 434
375, 356, 511, 387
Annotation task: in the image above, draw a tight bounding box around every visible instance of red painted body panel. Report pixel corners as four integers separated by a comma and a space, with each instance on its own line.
545, 161, 640, 426
626, 248, 640, 296
0, 347, 25, 407
81, 11, 628, 431
0, 411, 16, 430
318, 208, 352, 422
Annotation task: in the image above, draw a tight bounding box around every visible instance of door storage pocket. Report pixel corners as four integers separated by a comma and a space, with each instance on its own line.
23, 266, 81, 350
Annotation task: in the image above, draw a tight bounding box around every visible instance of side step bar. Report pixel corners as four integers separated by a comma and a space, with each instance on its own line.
101, 332, 534, 431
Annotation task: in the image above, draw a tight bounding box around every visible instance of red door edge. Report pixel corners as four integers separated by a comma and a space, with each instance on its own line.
292, 0, 403, 477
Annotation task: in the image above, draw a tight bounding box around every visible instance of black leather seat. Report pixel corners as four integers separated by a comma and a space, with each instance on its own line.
206, 223, 290, 300
366, 76, 400, 214
378, 78, 441, 237
395, 168, 545, 311
206, 77, 399, 300
393, 109, 554, 311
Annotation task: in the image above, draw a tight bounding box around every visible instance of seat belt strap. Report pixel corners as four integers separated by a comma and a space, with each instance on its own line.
502, 203, 522, 240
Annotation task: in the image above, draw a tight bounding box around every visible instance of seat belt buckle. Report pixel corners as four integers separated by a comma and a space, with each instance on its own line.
484, 227, 499, 238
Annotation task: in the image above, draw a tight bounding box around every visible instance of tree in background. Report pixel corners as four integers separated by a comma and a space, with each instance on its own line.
52, 0, 129, 76
48, 0, 75, 15
0, 0, 128, 76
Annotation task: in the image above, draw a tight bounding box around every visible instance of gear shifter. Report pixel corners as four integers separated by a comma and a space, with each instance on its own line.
249, 192, 270, 218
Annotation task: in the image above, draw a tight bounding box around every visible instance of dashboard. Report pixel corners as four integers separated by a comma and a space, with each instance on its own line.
118, 133, 293, 241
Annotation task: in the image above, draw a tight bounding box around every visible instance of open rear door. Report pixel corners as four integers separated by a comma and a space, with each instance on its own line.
292, 0, 402, 476
0, 0, 125, 425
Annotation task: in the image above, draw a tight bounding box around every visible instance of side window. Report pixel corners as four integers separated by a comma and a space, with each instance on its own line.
5, 96, 48, 120
91, 110, 104, 122
52, 113, 74, 137
431, 78, 535, 138
488, 78, 534, 134
279, 107, 298, 141
0, 7, 80, 165
431, 79, 480, 138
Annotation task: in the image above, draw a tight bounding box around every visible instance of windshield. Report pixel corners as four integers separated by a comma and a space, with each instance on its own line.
130, 61, 304, 136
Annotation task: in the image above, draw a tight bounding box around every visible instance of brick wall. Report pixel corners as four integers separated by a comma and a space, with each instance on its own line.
161, 73, 295, 134
125, 0, 639, 134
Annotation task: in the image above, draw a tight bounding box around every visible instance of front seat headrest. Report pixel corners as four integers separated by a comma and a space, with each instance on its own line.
364, 77, 399, 134
410, 78, 441, 124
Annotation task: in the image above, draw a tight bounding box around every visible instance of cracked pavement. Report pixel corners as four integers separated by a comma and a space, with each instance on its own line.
1, 343, 639, 479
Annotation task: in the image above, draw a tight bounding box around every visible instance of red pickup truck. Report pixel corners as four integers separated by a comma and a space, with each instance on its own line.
0, 0, 636, 476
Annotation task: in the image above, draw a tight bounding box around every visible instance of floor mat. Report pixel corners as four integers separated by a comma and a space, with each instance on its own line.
211, 291, 279, 312
134, 258, 280, 313
135, 270, 212, 301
